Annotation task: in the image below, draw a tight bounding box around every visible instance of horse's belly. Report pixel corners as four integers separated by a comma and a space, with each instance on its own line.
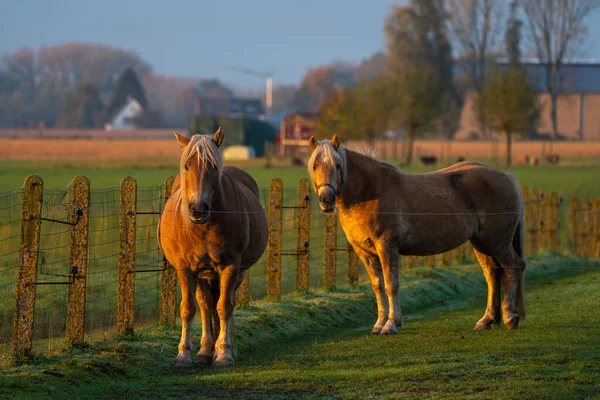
399, 227, 471, 256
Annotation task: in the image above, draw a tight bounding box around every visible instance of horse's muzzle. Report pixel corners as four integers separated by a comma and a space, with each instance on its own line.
189, 201, 210, 224
319, 191, 336, 213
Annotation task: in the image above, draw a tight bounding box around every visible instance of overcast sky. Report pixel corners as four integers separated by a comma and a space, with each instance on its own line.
2, 0, 600, 89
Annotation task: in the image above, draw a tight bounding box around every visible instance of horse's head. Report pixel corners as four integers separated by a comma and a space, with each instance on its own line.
174, 128, 224, 224
307, 134, 346, 213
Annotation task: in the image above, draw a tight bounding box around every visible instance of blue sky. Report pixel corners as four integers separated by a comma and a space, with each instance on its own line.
2, 0, 600, 89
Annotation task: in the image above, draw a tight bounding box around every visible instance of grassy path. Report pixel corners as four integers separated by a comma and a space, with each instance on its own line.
2, 257, 599, 399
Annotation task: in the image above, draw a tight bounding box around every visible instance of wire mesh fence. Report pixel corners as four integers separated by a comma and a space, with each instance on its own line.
0, 173, 598, 360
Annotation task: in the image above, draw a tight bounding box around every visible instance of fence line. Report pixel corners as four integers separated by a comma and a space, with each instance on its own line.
1, 175, 598, 360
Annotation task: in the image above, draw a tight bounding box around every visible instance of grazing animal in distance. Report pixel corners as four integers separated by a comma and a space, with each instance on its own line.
420, 155, 438, 166
158, 128, 268, 367
307, 134, 526, 334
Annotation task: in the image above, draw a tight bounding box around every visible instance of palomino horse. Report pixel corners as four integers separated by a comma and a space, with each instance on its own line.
158, 128, 268, 366
307, 135, 525, 334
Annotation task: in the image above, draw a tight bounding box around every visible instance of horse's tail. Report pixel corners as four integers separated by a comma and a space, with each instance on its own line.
511, 176, 526, 321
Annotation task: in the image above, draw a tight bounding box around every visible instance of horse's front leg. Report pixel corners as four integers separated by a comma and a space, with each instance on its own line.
377, 241, 402, 335
175, 268, 197, 367
353, 246, 389, 334
214, 264, 240, 366
195, 278, 215, 365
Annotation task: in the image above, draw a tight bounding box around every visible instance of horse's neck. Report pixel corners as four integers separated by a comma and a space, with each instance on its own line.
338, 149, 401, 210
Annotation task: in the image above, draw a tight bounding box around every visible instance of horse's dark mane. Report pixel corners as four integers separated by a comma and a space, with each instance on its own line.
345, 148, 403, 175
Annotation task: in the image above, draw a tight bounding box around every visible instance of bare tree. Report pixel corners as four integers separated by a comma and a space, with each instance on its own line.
520, 0, 600, 139
447, 0, 507, 139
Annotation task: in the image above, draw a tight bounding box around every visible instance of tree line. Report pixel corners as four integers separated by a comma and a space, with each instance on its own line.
311, 0, 599, 166
1, 1, 598, 165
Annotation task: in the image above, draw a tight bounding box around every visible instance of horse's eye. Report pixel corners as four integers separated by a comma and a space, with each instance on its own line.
312, 165, 317, 171
184, 164, 189, 171
336, 164, 341, 170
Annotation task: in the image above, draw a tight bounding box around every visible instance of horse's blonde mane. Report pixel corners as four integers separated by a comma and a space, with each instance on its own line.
307, 140, 347, 185
182, 135, 222, 174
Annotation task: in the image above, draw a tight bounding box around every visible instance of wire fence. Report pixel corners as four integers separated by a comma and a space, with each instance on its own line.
0, 174, 598, 360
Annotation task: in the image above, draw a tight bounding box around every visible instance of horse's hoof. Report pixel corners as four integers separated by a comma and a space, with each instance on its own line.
196, 354, 213, 366
474, 322, 491, 331
174, 354, 193, 368
371, 326, 383, 335
379, 324, 398, 335
214, 354, 235, 367
504, 317, 519, 330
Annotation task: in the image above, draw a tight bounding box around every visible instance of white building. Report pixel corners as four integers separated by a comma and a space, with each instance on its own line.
106, 96, 144, 130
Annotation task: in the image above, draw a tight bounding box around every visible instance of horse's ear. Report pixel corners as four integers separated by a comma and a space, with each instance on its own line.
331, 134, 341, 150
212, 127, 224, 147
309, 136, 318, 152
174, 132, 190, 148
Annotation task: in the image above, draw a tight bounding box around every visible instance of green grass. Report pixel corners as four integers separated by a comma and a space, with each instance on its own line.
1, 160, 599, 200
1, 255, 599, 399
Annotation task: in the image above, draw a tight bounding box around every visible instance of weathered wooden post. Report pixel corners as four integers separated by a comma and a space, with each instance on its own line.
441, 250, 453, 266
424, 255, 436, 268
521, 186, 530, 253
295, 179, 311, 293
347, 242, 360, 288
267, 178, 282, 300
528, 188, 539, 254
549, 192, 559, 250
12, 175, 43, 359
118, 176, 136, 336
593, 198, 600, 258
538, 189, 548, 251
160, 176, 178, 324
323, 212, 337, 290
581, 197, 591, 257
571, 197, 579, 256
65, 175, 90, 346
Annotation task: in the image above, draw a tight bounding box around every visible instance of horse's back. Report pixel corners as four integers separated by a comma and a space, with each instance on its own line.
223, 166, 261, 198
223, 167, 267, 267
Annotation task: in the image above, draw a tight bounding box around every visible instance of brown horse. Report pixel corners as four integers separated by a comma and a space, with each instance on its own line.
307, 135, 525, 334
158, 128, 268, 367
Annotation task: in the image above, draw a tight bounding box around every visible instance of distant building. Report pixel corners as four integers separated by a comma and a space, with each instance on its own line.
455, 60, 600, 141
194, 96, 264, 119
276, 113, 316, 158
106, 96, 144, 130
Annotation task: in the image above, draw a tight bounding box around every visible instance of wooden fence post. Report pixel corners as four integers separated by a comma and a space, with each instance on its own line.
295, 179, 311, 293
424, 255, 435, 268
347, 242, 360, 288
581, 198, 591, 257
593, 198, 600, 258
118, 176, 136, 336
267, 178, 282, 300
442, 250, 453, 266
549, 192, 559, 250
571, 197, 579, 257
538, 189, 548, 251
521, 186, 530, 253
160, 176, 178, 324
65, 175, 90, 346
528, 188, 539, 254
12, 175, 43, 359
323, 212, 337, 290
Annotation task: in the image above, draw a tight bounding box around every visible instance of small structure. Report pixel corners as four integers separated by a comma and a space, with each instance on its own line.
108, 96, 144, 130
223, 145, 256, 161
277, 113, 316, 158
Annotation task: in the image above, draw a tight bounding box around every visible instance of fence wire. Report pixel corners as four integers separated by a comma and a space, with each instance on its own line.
1, 178, 598, 358
0, 189, 23, 348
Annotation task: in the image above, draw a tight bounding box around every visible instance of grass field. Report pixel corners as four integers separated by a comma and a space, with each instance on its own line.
0, 160, 599, 200
1, 254, 599, 399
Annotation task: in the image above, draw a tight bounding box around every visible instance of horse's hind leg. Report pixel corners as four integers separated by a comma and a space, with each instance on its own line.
492, 245, 526, 329
353, 246, 389, 334
175, 268, 197, 367
195, 279, 215, 365
376, 241, 402, 335
473, 248, 503, 331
